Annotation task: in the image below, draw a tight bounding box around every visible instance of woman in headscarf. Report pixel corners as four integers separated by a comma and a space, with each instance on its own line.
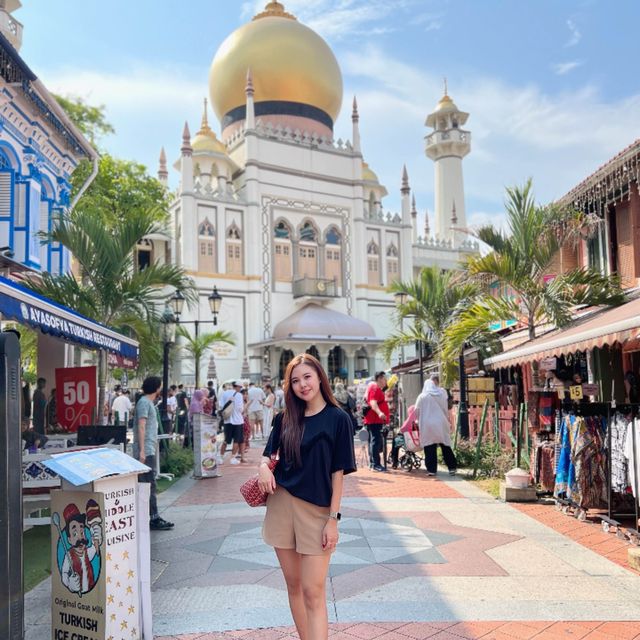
413, 374, 457, 476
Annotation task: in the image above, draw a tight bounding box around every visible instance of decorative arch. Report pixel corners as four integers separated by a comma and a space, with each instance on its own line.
367, 240, 380, 286
225, 221, 242, 275
324, 226, 342, 287
0, 142, 22, 172
274, 219, 292, 282
198, 218, 215, 236
297, 219, 318, 243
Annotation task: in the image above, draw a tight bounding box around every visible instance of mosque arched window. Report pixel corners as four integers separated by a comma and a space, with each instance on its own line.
297, 220, 318, 280
274, 220, 292, 282
136, 238, 153, 272
198, 218, 216, 273
386, 243, 399, 284
324, 226, 342, 286
367, 240, 379, 286
226, 222, 243, 275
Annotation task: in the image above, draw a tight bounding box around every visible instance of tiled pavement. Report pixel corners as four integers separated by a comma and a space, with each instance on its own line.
25, 437, 640, 639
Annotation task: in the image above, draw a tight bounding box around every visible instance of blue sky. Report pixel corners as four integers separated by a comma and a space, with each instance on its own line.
17, 0, 640, 231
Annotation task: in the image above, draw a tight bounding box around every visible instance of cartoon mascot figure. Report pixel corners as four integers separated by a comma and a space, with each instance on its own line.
59, 499, 103, 595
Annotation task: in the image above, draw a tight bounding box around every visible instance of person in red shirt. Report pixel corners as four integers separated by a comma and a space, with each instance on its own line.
364, 371, 389, 472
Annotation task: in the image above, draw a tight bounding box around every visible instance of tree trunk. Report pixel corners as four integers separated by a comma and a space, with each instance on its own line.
97, 349, 107, 425
195, 352, 200, 389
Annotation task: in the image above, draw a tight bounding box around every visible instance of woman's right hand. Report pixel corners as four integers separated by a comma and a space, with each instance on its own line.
258, 462, 276, 494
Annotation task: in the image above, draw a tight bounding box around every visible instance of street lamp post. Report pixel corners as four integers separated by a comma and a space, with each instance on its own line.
169, 287, 223, 387
160, 306, 176, 435
393, 291, 408, 365
458, 348, 470, 440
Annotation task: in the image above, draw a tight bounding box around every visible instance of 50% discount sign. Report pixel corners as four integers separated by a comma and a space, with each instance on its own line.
55, 366, 97, 432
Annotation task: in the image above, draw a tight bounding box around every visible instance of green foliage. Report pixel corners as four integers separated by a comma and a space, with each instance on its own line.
457, 179, 625, 343
5, 322, 38, 384
160, 441, 194, 478
71, 154, 170, 227
54, 93, 114, 147
454, 439, 519, 478
177, 326, 234, 388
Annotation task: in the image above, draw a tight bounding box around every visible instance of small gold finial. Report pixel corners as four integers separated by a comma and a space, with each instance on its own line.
443, 77, 448, 96
254, 1, 297, 20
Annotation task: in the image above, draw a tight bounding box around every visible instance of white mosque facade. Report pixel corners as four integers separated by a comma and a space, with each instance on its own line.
161, 1, 478, 384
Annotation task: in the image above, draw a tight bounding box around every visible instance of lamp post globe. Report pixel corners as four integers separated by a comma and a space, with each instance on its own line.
208, 286, 222, 325
170, 289, 186, 319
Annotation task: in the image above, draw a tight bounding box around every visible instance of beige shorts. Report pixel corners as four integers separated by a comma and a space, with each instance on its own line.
262, 486, 333, 555
249, 410, 264, 423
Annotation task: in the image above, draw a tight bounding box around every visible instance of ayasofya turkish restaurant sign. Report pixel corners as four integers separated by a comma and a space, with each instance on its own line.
0, 276, 138, 361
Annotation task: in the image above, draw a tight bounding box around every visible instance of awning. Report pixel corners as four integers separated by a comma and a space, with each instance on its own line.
484, 296, 640, 369
0, 275, 139, 361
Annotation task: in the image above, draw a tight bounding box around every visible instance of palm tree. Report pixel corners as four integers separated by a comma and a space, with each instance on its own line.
384, 266, 480, 384
25, 205, 195, 415
176, 326, 234, 389
446, 180, 624, 354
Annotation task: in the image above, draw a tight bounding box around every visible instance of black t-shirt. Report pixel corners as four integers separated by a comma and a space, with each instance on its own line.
263, 404, 356, 507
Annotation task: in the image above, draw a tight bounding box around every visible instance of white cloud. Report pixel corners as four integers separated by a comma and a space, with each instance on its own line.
415, 12, 444, 32
552, 60, 582, 75
565, 19, 582, 47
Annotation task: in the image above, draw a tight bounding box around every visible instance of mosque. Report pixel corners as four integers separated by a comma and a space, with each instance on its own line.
159, 1, 479, 384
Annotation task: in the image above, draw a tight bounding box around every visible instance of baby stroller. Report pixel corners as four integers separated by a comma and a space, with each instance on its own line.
388, 420, 423, 471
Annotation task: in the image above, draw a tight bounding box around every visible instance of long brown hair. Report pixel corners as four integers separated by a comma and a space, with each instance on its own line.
281, 353, 339, 466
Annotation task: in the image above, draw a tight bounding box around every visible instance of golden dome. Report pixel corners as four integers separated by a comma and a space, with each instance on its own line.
362, 161, 379, 183
209, 1, 343, 128
192, 99, 227, 155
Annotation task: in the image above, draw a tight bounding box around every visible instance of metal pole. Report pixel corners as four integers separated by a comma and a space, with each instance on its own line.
399, 317, 405, 365
194, 320, 200, 389
160, 340, 171, 436
459, 349, 469, 439
418, 340, 424, 387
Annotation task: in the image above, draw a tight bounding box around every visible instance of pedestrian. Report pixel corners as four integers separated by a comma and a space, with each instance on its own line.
32, 377, 47, 437
206, 379, 218, 415
334, 381, 357, 434
176, 384, 189, 441
133, 376, 174, 530
112, 387, 132, 427
414, 374, 457, 476
262, 383, 275, 436
241, 387, 251, 452
363, 371, 389, 472
274, 381, 285, 414
46, 387, 59, 432
166, 385, 178, 430
248, 381, 266, 439
258, 353, 356, 640
218, 380, 245, 464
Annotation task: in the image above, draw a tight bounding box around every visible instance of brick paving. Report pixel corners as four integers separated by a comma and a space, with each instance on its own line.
512, 502, 639, 576
150, 441, 640, 639
156, 620, 640, 639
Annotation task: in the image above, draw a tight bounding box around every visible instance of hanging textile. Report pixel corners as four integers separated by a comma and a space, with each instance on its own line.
569, 415, 607, 509
624, 418, 640, 498
554, 415, 573, 497
609, 412, 631, 493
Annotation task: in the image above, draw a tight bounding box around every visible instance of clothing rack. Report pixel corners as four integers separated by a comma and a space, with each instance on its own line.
603, 403, 640, 542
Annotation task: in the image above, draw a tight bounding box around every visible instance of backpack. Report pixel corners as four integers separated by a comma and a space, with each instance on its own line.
220, 392, 237, 422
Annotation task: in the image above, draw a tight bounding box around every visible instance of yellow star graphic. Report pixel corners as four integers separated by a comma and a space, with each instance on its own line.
122, 550, 129, 559
106, 576, 112, 584
126, 585, 133, 594
114, 563, 120, 571
107, 636, 113, 640
127, 569, 135, 579
120, 620, 128, 630
107, 595, 114, 604
128, 605, 135, 614
131, 629, 137, 637
106, 553, 112, 562
110, 614, 116, 621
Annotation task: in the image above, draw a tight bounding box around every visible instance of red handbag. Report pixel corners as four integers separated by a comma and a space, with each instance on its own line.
240, 455, 278, 507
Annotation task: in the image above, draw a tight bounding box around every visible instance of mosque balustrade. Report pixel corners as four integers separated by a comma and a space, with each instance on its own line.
425, 128, 471, 148
292, 276, 338, 299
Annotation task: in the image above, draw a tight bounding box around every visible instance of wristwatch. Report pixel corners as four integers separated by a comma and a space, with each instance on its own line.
328, 511, 341, 521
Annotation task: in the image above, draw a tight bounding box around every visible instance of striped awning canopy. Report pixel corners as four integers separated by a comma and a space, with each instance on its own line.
484, 295, 640, 369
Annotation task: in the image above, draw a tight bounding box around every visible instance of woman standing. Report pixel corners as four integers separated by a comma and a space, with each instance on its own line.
414, 374, 457, 476
258, 354, 356, 640
262, 383, 276, 436
333, 382, 357, 435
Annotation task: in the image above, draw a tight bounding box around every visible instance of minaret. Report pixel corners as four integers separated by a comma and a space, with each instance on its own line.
424, 209, 430, 238
158, 147, 168, 186
401, 165, 411, 226
180, 121, 193, 192
425, 82, 470, 243
245, 68, 255, 130
411, 194, 418, 243
352, 96, 361, 153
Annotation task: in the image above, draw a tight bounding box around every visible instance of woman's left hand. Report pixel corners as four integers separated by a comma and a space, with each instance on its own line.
322, 519, 338, 551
